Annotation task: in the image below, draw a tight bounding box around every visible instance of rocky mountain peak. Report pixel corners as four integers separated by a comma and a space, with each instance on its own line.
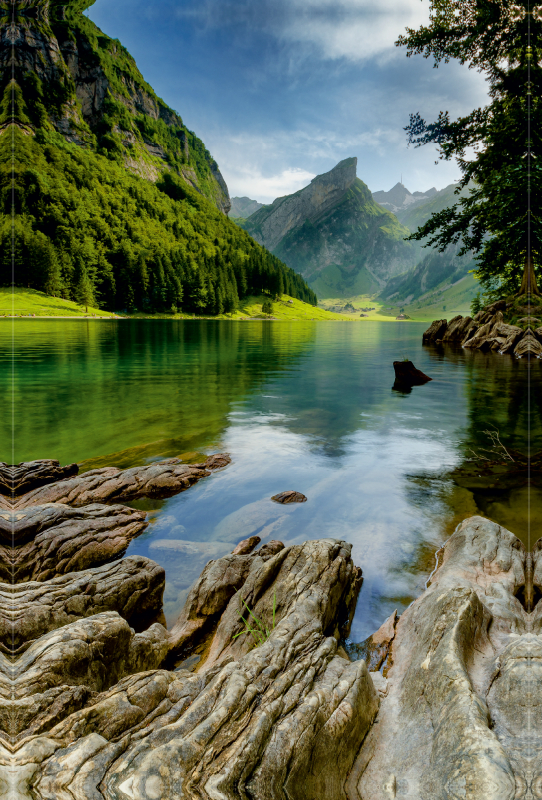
242, 158, 360, 252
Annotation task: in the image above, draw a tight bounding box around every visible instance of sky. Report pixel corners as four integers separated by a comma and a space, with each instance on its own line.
87, 0, 490, 203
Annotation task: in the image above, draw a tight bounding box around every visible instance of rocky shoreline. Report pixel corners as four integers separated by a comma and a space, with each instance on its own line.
422, 298, 542, 357
0, 458, 539, 798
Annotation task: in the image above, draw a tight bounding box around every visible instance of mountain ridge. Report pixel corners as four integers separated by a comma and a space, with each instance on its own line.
240, 159, 418, 297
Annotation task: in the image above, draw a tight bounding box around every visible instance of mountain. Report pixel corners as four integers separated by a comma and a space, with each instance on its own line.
241, 158, 417, 298
229, 197, 264, 219
374, 183, 477, 307
372, 183, 438, 219
1, 0, 317, 312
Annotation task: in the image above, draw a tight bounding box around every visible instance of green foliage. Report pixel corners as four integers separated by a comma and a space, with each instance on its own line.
233, 592, 276, 647
1, 129, 316, 313
261, 299, 273, 315
398, 1, 542, 297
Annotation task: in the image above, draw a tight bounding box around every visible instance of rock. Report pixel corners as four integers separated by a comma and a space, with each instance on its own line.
231, 535, 261, 555
26, 540, 376, 800
514, 330, 542, 358
346, 610, 398, 671
0, 460, 78, 498
202, 453, 231, 469
535, 326, 542, 343
392, 360, 432, 387
0, 556, 165, 654
14, 455, 229, 510
0, 612, 168, 741
271, 490, 308, 503
441, 315, 474, 342
352, 517, 532, 799
422, 318, 448, 343
0, 503, 147, 583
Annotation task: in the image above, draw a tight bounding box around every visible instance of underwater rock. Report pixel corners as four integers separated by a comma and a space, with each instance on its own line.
271, 490, 307, 503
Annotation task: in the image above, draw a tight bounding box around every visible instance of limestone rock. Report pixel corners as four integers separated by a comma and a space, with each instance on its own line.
26, 540, 376, 800
15, 456, 229, 509
352, 517, 533, 800
0, 556, 165, 653
441, 314, 474, 342
0, 460, 78, 498
0, 503, 147, 582
422, 318, 448, 343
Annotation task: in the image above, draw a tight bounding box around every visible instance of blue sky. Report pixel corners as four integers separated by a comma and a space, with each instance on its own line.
87, 0, 489, 202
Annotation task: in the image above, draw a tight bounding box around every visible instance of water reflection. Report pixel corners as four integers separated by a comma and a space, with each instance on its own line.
1, 320, 534, 641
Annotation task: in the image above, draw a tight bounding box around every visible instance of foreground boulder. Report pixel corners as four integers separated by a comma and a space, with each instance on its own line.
350, 516, 539, 800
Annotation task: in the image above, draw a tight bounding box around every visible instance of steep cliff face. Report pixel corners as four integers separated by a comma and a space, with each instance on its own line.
1, 0, 230, 213
242, 159, 417, 297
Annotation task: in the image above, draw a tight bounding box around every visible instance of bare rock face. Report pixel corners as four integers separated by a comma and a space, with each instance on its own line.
350, 517, 539, 800
0, 556, 165, 654
0, 503, 148, 583
0, 457, 380, 800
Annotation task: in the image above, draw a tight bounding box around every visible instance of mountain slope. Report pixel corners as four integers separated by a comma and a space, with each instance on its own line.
374, 183, 477, 307
229, 197, 264, 218
241, 158, 417, 298
1, 0, 317, 312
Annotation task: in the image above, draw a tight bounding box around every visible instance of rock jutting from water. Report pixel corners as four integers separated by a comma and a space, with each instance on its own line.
422, 297, 542, 357
0, 457, 540, 799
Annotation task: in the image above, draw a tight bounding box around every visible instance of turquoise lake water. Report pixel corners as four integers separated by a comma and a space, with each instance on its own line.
1, 319, 536, 641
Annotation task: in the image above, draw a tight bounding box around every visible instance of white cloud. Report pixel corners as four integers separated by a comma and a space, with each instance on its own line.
226, 166, 316, 203
282, 0, 430, 62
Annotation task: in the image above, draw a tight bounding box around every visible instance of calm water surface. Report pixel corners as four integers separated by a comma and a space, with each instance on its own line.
1, 320, 537, 641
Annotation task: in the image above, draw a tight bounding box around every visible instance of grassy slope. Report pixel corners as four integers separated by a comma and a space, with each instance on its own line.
0, 288, 116, 316
0, 289, 352, 321
319, 274, 478, 321
6, 286, 473, 323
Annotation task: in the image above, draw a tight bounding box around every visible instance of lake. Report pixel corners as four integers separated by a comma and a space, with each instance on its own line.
2, 319, 538, 642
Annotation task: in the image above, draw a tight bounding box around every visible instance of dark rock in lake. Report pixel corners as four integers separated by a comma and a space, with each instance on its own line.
271, 490, 308, 503
393, 360, 432, 387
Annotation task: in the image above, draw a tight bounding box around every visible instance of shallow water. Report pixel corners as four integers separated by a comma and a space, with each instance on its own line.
2, 319, 538, 641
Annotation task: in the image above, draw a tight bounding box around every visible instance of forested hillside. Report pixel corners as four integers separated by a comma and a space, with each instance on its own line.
0, 0, 317, 312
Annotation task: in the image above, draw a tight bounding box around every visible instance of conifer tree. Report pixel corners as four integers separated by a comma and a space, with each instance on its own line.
398, 0, 541, 297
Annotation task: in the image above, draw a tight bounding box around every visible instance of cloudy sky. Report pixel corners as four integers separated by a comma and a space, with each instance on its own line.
88, 0, 489, 203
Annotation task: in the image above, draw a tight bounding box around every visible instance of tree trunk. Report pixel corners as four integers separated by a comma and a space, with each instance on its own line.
517, 255, 540, 296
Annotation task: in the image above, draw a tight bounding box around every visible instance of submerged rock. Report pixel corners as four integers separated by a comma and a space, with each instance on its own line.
271, 490, 307, 503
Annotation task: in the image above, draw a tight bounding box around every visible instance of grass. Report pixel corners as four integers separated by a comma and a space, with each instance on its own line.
0, 288, 116, 317
234, 592, 276, 647
318, 275, 479, 322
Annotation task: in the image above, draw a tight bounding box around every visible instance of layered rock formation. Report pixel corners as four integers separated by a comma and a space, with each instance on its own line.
350, 516, 541, 800
241, 159, 417, 297
0, 456, 376, 799
422, 298, 542, 357
1, 454, 540, 798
